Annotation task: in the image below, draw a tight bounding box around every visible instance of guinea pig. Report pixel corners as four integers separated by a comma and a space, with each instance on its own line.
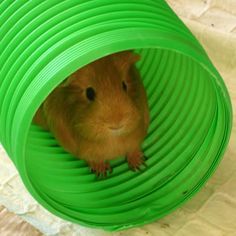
33, 50, 150, 177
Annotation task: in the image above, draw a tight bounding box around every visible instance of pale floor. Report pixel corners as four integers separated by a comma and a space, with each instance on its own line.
0, 204, 42, 236
0, 0, 235, 235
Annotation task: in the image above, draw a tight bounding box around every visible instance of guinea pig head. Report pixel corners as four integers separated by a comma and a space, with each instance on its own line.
64, 51, 143, 141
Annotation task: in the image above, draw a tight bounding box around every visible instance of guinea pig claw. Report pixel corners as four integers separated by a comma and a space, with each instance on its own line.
96, 172, 107, 180
127, 150, 147, 172
90, 161, 112, 179
96, 173, 101, 179
95, 171, 103, 179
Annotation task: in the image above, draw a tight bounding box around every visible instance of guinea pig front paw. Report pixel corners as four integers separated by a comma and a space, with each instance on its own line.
126, 150, 147, 171
88, 161, 112, 178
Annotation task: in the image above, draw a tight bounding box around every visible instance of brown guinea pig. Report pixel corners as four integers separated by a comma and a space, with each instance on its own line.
33, 51, 150, 177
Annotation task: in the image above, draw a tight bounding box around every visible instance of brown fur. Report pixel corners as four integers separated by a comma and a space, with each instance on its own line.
33, 51, 150, 175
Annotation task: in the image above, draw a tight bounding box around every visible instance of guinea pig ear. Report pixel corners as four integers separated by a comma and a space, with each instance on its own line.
60, 75, 76, 87
114, 50, 141, 70
127, 51, 141, 64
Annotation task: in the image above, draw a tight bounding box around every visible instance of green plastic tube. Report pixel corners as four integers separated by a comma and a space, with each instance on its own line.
0, 0, 232, 231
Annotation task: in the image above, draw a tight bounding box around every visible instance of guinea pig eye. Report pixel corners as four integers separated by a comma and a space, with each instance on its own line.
122, 81, 127, 91
86, 87, 96, 101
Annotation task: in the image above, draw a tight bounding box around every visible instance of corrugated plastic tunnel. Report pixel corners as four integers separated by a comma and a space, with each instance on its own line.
0, 0, 232, 231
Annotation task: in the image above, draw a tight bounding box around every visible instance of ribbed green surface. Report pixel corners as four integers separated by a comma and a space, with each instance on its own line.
0, 0, 232, 231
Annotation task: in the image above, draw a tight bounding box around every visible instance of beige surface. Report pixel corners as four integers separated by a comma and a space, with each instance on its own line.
0, 0, 235, 235
0, 204, 42, 236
